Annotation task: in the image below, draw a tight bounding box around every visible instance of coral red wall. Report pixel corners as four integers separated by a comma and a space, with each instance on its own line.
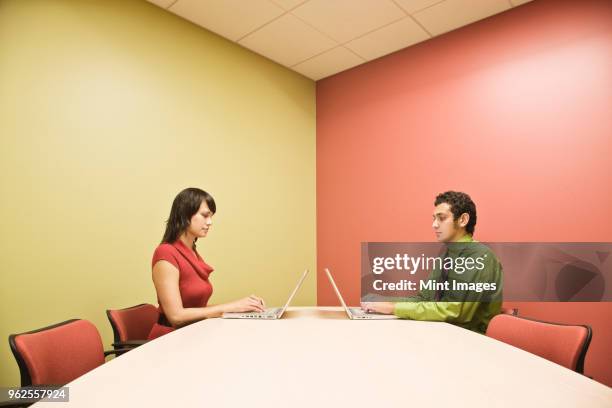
316, 0, 612, 386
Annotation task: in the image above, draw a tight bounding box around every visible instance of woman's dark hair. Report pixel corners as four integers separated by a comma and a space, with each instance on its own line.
434, 191, 477, 235
162, 188, 216, 247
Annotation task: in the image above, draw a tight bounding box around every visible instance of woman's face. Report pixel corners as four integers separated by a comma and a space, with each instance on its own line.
187, 200, 214, 238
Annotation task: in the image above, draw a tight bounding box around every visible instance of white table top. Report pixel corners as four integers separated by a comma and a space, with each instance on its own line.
34, 307, 612, 407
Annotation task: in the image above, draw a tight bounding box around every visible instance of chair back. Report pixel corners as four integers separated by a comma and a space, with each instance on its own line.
106, 303, 158, 343
9, 319, 105, 386
486, 314, 592, 373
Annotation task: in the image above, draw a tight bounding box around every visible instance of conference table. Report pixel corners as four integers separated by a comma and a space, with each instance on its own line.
33, 307, 612, 407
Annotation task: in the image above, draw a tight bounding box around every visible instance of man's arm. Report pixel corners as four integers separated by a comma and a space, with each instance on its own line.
393, 252, 502, 322
393, 301, 477, 322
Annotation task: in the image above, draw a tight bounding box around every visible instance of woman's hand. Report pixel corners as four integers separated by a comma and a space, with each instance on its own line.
361, 302, 395, 315
223, 295, 266, 313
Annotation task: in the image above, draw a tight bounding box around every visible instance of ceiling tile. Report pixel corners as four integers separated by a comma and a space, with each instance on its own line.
239, 13, 337, 67
291, 0, 406, 43
346, 16, 430, 60
393, 0, 445, 14
169, 0, 285, 42
292, 47, 364, 80
147, 0, 176, 8
510, 0, 534, 6
271, 0, 308, 11
413, 0, 511, 37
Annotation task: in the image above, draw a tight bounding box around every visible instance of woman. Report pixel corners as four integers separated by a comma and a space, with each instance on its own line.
147, 187, 266, 340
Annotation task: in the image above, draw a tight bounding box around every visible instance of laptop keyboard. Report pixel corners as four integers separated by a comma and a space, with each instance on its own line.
243, 307, 281, 317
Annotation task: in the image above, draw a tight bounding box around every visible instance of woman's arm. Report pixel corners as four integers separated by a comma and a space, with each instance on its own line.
152, 260, 266, 327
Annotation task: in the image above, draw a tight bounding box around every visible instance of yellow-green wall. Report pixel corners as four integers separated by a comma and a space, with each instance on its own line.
0, 0, 316, 386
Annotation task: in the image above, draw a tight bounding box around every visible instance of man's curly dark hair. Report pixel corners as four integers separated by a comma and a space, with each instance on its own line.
434, 191, 477, 235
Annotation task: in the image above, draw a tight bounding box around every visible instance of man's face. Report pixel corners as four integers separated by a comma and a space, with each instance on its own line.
432, 203, 462, 242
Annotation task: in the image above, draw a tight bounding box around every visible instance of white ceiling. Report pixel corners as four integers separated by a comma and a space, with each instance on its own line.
147, 0, 534, 81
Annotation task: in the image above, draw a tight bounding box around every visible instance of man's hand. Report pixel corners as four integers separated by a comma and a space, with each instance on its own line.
360, 302, 395, 315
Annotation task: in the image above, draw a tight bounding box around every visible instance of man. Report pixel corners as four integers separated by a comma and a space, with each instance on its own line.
361, 191, 503, 333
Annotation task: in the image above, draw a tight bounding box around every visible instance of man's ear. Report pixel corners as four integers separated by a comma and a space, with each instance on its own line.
458, 213, 470, 229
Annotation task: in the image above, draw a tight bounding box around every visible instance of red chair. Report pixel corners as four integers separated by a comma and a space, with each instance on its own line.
500, 307, 518, 316
106, 303, 158, 354
486, 314, 592, 374
9, 319, 127, 387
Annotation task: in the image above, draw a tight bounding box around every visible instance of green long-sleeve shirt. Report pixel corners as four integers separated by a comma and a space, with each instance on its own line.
393, 235, 503, 333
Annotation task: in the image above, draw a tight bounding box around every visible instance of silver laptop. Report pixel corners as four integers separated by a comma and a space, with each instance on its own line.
222, 269, 308, 319
325, 268, 398, 320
